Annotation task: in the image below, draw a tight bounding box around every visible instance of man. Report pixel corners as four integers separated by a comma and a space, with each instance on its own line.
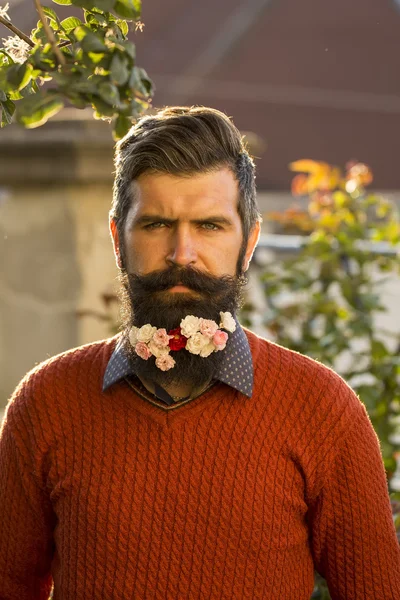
0, 106, 399, 600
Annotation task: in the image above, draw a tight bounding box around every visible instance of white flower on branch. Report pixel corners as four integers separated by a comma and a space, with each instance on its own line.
2, 35, 30, 63
0, 3, 10, 20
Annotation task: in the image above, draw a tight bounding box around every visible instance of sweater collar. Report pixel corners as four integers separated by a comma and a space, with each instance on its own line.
103, 319, 253, 397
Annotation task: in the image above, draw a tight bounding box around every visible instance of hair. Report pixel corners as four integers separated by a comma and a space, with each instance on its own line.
111, 106, 261, 266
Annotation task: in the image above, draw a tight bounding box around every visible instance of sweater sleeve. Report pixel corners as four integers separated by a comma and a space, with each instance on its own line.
308, 409, 400, 600
0, 409, 55, 600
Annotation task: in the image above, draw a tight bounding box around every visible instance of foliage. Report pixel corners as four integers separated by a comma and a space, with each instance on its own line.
0, 0, 153, 138
258, 160, 400, 600
260, 159, 400, 478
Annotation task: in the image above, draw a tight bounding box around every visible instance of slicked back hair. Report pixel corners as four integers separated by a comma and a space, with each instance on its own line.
111, 106, 261, 267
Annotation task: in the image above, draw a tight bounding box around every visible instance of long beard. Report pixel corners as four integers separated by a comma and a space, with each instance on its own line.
118, 266, 246, 389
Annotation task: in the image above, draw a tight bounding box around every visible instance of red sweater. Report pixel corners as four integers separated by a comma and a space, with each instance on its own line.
0, 331, 399, 600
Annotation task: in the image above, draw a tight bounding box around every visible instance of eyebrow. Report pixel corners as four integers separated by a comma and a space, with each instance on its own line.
133, 215, 234, 227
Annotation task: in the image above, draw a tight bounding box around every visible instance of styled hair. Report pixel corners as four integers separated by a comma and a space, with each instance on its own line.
111, 106, 261, 263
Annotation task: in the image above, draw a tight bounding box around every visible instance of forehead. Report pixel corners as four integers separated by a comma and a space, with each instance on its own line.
128, 167, 240, 219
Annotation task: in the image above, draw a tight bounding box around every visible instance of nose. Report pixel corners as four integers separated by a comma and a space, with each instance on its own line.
165, 226, 197, 267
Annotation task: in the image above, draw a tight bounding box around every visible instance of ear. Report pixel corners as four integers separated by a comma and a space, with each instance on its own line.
242, 221, 261, 272
109, 217, 122, 269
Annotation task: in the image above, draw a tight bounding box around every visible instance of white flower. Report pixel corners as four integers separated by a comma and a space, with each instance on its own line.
0, 3, 10, 20
180, 315, 200, 338
137, 324, 157, 343
186, 332, 209, 355
148, 341, 170, 358
2, 36, 30, 64
129, 326, 139, 346
200, 341, 216, 357
219, 311, 236, 333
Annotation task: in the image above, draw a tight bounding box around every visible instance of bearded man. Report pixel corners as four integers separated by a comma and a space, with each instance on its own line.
0, 106, 399, 600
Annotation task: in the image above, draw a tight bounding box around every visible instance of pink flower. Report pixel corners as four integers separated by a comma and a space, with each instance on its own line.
212, 330, 228, 351
135, 342, 152, 360
152, 328, 172, 348
155, 354, 176, 371
199, 318, 218, 338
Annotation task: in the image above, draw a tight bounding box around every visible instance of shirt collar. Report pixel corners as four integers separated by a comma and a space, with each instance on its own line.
103, 319, 253, 397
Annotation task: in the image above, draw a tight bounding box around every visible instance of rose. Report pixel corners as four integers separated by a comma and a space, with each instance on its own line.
148, 341, 170, 358
199, 318, 218, 339
186, 332, 209, 355
219, 312, 236, 333
129, 326, 139, 346
155, 354, 176, 371
137, 324, 157, 343
200, 341, 216, 357
180, 315, 200, 338
168, 327, 188, 351
135, 342, 152, 360
213, 330, 228, 351
152, 328, 172, 348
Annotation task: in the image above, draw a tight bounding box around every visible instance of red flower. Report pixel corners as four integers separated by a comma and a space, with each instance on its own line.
168, 327, 187, 351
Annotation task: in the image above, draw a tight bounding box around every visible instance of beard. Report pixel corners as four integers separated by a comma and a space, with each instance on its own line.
118, 265, 246, 390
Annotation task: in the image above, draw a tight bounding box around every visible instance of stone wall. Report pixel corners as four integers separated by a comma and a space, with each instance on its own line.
0, 110, 118, 405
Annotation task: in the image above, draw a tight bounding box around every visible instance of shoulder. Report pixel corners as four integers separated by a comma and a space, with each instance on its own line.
244, 327, 366, 433
4, 336, 119, 425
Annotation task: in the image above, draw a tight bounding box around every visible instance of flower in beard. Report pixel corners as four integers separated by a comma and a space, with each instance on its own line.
219, 312, 236, 333
148, 340, 170, 358
168, 327, 187, 351
152, 328, 172, 348
129, 326, 139, 346
199, 318, 219, 339
180, 315, 200, 337
213, 330, 228, 351
155, 354, 175, 371
200, 341, 216, 357
135, 342, 152, 360
186, 332, 210, 355
137, 324, 157, 343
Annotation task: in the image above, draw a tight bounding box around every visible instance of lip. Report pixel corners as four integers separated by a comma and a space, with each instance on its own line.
168, 284, 191, 292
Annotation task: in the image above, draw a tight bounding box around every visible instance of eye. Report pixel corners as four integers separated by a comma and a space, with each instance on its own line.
201, 222, 221, 231
144, 222, 167, 230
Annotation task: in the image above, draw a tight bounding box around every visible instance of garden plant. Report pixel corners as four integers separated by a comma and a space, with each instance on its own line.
260, 160, 400, 598
0, 0, 153, 138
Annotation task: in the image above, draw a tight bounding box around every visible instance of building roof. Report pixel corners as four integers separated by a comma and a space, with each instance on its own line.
4, 0, 400, 189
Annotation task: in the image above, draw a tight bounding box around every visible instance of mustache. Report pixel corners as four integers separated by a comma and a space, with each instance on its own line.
127, 266, 241, 295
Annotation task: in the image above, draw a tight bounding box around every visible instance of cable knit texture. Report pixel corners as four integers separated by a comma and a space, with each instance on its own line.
0, 330, 399, 600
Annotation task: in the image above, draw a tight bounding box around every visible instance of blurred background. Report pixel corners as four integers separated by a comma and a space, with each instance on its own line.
1, 0, 400, 414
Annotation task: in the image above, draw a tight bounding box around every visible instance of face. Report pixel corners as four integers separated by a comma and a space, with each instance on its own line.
110, 167, 260, 283
110, 168, 260, 389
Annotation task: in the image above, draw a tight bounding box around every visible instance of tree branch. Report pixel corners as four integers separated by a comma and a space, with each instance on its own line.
0, 15, 35, 48
33, 0, 66, 66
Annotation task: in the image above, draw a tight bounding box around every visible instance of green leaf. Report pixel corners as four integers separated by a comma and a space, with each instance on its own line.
42, 6, 60, 25
16, 93, 64, 128
98, 81, 120, 105
52, 0, 72, 4
110, 53, 129, 85
118, 39, 135, 60
117, 19, 129, 36
91, 95, 116, 117
112, 0, 141, 19
60, 17, 83, 33
128, 66, 153, 96
74, 27, 107, 53
31, 22, 48, 45
6, 63, 33, 92
113, 113, 132, 139
0, 98, 15, 127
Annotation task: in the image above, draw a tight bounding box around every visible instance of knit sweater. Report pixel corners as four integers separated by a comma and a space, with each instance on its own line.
0, 331, 399, 600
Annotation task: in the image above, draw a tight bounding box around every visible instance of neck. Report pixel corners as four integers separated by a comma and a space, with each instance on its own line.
139, 376, 212, 400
